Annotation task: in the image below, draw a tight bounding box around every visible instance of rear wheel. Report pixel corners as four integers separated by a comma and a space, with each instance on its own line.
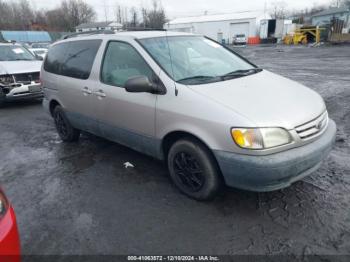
53, 106, 80, 142
0, 89, 5, 107
167, 138, 223, 201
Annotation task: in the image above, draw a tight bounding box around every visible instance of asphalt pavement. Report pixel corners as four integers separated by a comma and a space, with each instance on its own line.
0, 44, 349, 256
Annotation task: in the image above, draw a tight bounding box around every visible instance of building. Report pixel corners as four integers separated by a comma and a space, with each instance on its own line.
312, 7, 350, 26
164, 11, 271, 44
75, 21, 123, 32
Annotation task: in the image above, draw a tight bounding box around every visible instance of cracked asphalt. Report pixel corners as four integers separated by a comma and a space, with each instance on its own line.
0, 44, 349, 256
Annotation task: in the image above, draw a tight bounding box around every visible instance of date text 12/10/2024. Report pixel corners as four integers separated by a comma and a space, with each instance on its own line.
127, 256, 220, 261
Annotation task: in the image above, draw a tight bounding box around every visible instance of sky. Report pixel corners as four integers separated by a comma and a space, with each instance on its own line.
27, 0, 334, 21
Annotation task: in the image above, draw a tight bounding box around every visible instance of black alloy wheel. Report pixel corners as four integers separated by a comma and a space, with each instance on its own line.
53, 106, 80, 142
168, 138, 223, 201
173, 152, 205, 192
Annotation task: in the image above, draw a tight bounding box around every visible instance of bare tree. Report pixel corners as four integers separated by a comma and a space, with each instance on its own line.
34, 10, 48, 25
341, 0, 350, 8
0, 1, 12, 29
115, 4, 122, 24
0, 0, 169, 32
0, 0, 95, 32
18, 0, 34, 29
140, 6, 148, 28
115, 4, 128, 25
130, 7, 138, 28
142, 0, 166, 29
0, 0, 35, 30
62, 0, 96, 31
270, 1, 288, 19
46, 8, 67, 31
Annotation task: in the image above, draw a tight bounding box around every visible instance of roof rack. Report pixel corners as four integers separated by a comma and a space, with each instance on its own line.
121, 27, 167, 31
62, 29, 115, 40
61, 28, 167, 40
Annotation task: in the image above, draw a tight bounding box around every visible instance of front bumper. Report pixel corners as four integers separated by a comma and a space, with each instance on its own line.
2, 83, 43, 102
0, 207, 20, 256
233, 40, 247, 45
214, 119, 337, 192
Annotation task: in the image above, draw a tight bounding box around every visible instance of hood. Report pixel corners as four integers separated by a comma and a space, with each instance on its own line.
0, 61, 42, 75
188, 70, 326, 129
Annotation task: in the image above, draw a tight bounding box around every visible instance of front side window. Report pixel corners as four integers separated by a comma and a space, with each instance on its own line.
0, 45, 36, 61
101, 41, 153, 87
139, 36, 257, 85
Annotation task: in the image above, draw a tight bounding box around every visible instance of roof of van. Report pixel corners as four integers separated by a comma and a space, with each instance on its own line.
114, 30, 194, 38
60, 30, 195, 42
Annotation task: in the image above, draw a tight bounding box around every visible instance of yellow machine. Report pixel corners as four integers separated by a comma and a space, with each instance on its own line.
284, 27, 324, 45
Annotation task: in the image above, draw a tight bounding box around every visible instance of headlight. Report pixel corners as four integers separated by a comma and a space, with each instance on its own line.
231, 127, 292, 149
0, 74, 14, 86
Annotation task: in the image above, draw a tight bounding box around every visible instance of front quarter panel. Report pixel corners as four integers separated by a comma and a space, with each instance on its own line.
156, 80, 256, 154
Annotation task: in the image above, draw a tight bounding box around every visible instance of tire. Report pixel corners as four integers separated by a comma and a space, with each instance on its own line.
53, 106, 80, 142
167, 138, 223, 201
0, 89, 5, 108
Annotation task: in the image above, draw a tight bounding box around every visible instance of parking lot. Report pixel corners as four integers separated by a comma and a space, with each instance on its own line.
0, 44, 349, 255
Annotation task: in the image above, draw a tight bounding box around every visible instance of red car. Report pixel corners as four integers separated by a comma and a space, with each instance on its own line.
0, 187, 20, 259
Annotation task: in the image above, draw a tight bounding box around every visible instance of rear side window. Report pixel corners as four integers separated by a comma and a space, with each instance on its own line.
44, 42, 68, 74
44, 40, 102, 79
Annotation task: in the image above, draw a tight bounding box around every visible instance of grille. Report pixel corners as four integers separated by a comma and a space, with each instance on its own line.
13, 72, 40, 85
295, 112, 328, 140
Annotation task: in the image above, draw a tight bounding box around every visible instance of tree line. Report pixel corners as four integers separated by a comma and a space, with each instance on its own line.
114, 1, 166, 29
0, 0, 167, 32
1, 0, 349, 32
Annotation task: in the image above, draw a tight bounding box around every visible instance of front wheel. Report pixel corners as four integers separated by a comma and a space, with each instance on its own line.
167, 138, 223, 201
53, 106, 80, 142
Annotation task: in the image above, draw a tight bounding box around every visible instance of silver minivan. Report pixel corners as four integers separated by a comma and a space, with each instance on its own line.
41, 31, 336, 200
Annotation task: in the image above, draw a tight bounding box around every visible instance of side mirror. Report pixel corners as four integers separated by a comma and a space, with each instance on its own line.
125, 76, 156, 93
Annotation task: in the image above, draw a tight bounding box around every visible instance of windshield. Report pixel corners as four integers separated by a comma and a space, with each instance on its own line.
139, 36, 256, 84
0, 45, 36, 61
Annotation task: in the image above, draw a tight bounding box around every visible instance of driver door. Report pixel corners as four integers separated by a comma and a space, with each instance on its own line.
95, 41, 158, 156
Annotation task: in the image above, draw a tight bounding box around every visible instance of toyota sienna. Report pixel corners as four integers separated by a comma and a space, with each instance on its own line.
41, 31, 336, 200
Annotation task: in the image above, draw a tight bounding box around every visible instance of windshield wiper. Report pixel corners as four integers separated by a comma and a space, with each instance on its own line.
177, 75, 217, 84
15, 58, 34, 61
221, 68, 262, 79
177, 69, 263, 84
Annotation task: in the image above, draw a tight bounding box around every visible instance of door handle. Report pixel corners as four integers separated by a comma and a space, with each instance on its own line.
94, 90, 106, 98
82, 87, 92, 95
